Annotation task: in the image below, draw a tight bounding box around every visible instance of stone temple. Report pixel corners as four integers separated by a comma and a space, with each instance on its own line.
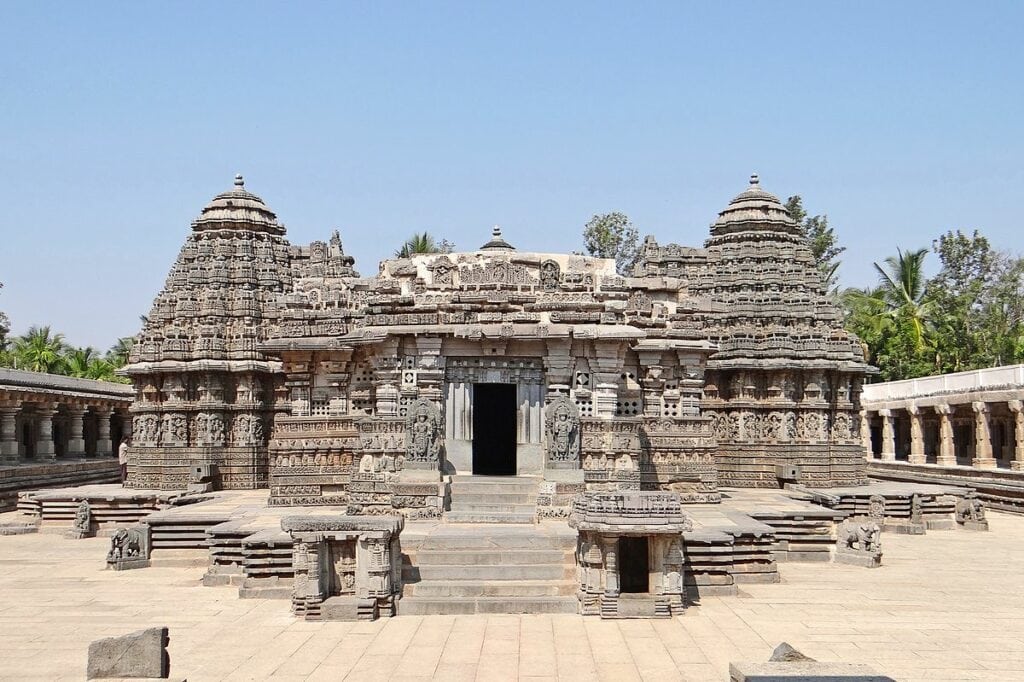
13, 173, 992, 624
124, 173, 871, 502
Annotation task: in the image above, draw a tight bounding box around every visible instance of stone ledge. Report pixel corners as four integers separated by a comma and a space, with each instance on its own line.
729, 661, 894, 681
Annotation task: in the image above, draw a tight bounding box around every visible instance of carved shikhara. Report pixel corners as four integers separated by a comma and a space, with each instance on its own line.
121, 174, 872, 505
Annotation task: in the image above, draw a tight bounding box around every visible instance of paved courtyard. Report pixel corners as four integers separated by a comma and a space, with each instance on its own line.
3, 514, 1024, 681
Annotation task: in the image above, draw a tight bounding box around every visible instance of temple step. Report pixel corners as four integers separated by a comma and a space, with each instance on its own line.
401, 521, 578, 615
446, 476, 540, 524
399, 595, 578, 615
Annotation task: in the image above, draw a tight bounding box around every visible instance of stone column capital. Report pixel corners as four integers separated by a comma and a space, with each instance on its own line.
1008, 400, 1022, 414
972, 401, 989, 415
878, 408, 892, 418
934, 404, 952, 417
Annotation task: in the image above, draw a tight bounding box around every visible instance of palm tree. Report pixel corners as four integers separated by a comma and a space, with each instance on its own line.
872, 247, 933, 349
106, 337, 135, 367
395, 232, 441, 258
12, 326, 67, 373
65, 347, 99, 378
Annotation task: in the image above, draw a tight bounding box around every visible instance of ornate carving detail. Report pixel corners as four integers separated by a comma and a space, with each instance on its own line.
545, 396, 580, 463
405, 399, 442, 464
540, 259, 560, 291
837, 520, 881, 554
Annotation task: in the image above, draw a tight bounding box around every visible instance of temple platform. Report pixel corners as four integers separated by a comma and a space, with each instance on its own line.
0, 457, 120, 512
0, 480, 984, 618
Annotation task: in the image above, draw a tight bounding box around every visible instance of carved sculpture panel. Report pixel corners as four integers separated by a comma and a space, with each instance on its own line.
545, 396, 580, 464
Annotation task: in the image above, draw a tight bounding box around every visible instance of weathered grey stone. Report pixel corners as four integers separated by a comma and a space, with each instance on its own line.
770, 642, 815, 662
730, 661, 894, 681
86, 626, 169, 679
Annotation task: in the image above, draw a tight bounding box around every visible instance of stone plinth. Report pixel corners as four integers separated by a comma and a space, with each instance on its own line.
282, 514, 403, 621
729, 661, 894, 681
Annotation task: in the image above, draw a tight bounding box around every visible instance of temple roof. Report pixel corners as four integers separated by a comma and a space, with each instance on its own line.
192, 174, 285, 235
479, 225, 516, 251
709, 174, 801, 239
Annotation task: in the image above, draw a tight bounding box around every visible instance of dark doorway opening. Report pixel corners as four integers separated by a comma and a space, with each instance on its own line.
472, 383, 517, 475
618, 536, 650, 594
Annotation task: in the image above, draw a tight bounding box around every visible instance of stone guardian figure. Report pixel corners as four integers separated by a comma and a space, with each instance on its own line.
545, 396, 580, 465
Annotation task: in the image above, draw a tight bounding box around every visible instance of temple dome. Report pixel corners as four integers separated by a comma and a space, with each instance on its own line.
479, 225, 515, 251
192, 174, 285, 235
709, 174, 800, 239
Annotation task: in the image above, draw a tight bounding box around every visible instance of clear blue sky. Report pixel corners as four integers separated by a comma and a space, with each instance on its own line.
1, 2, 1021, 350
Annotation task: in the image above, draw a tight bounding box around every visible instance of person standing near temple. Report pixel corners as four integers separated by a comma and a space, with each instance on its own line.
117, 437, 129, 485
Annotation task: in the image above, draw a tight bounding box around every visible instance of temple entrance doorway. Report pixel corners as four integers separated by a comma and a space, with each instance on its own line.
618, 537, 650, 593
472, 383, 517, 475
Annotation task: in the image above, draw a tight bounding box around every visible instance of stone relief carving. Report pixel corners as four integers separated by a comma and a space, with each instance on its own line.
545, 396, 580, 463
405, 399, 442, 463
837, 520, 881, 554
540, 259, 560, 291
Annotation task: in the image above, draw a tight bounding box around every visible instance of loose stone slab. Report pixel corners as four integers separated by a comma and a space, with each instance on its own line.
86, 626, 170, 679
729, 661, 894, 681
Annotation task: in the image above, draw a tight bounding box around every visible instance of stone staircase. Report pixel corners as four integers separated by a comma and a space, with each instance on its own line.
445, 475, 539, 524
400, 522, 579, 615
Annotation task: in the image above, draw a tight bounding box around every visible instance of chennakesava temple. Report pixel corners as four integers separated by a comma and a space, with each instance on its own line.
3, 175, 1009, 620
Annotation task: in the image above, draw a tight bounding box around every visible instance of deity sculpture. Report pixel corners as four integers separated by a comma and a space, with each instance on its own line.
545, 396, 580, 463
405, 398, 442, 463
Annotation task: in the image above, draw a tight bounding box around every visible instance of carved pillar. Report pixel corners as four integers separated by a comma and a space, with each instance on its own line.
861, 410, 873, 458
35, 402, 58, 459
600, 536, 619, 597
879, 409, 896, 462
972, 401, 996, 469
1009, 400, 1024, 471
66, 406, 87, 457
935, 404, 957, 466
95, 407, 113, 456
0, 404, 20, 464
908, 404, 925, 464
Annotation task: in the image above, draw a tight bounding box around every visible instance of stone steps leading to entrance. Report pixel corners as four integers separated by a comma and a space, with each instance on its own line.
400, 521, 578, 615
399, 595, 578, 615
446, 475, 540, 524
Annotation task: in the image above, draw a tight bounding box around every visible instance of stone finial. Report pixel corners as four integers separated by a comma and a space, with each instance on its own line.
234, 174, 245, 188
492, 225, 502, 238
749, 173, 760, 187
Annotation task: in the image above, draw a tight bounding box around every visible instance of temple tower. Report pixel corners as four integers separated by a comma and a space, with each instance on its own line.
122, 176, 291, 489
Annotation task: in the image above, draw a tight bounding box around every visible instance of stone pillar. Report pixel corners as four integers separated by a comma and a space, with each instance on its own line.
95, 407, 113, 456
908, 405, 925, 464
35, 403, 59, 459
66, 406, 87, 457
1009, 400, 1024, 471
935, 404, 957, 466
861, 410, 872, 458
972, 401, 996, 469
600, 536, 619, 597
0, 404, 20, 464
879, 409, 896, 461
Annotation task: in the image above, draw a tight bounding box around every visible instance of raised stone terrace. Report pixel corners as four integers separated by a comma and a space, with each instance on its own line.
1, 503, 1023, 680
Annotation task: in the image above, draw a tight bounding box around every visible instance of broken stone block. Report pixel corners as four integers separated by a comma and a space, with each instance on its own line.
769, 642, 815, 662
86, 626, 169, 679
729, 661, 895, 681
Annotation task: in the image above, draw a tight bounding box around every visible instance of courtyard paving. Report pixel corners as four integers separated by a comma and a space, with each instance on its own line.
2, 513, 1024, 681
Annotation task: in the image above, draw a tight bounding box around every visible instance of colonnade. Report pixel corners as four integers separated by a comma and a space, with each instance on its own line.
862, 400, 1024, 470
0, 370, 133, 466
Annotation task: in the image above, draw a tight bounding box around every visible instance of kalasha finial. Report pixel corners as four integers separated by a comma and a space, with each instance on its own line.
234, 174, 245, 188
492, 224, 502, 237
749, 173, 760, 187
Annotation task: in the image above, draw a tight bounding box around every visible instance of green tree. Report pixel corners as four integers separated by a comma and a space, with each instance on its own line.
872, 247, 933, 351
12, 325, 68, 373
106, 337, 135, 367
394, 232, 452, 258
582, 212, 640, 276
926, 230, 1024, 371
784, 196, 846, 291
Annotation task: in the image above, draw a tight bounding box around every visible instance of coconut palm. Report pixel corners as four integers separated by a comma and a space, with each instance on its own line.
106, 337, 135, 367
12, 326, 67, 373
395, 232, 441, 258
872, 247, 933, 349
65, 347, 99, 378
